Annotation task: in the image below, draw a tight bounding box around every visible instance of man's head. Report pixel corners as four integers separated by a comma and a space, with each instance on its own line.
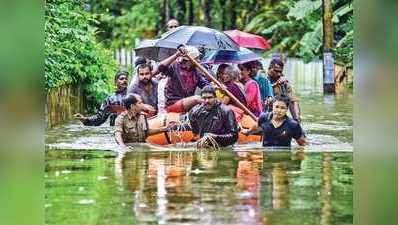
114, 70, 129, 91
179, 45, 199, 70
250, 60, 263, 74
134, 57, 148, 68
123, 94, 144, 113
137, 63, 153, 85
268, 59, 284, 80
272, 94, 290, 119
166, 19, 180, 31
201, 85, 217, 109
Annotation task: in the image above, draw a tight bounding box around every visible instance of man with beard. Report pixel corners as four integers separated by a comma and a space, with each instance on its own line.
74, 70, 129, 126
158, 45, 210, 113
187, 85, 239, 148
128, 63, 158, 116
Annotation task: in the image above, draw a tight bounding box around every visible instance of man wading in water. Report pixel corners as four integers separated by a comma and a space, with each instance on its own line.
186, 85, 239, 148
74, 71, 129, 126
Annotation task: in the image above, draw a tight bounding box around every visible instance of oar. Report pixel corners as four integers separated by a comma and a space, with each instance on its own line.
185, 53, 258, 122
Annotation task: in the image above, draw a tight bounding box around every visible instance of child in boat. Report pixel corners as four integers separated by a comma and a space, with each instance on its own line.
242, 94, 307, 147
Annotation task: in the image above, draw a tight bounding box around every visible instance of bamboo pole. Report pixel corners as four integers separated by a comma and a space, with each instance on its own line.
185, 54, 258, 121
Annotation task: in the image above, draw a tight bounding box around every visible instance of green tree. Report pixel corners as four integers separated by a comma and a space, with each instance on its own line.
45, 0, 117, 111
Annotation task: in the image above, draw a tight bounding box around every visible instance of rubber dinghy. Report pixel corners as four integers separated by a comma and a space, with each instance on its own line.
145, 105, 261, 145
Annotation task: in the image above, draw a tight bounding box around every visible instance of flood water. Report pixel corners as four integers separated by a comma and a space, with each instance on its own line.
45, 58, 353, 225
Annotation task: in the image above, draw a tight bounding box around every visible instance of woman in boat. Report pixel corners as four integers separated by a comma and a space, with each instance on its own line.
238, 63, 263, 117
242, 94, 307, 147
214, 65, 247, 108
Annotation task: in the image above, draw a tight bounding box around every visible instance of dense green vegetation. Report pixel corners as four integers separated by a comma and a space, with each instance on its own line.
87, 0, 353, 65
45, 0, 353, 110
45, 0, 117, 110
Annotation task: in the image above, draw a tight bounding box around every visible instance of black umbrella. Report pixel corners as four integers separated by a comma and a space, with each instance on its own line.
135, 26, 239, 61
134, 39, 177, 62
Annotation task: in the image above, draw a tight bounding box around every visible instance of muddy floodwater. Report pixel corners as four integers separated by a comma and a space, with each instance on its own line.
45, 59, 352, 225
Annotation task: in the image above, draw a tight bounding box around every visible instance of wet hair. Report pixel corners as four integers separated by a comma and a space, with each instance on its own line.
269, 59, 284, 68
114, 70, 129, 82
122, 94, 139, 109
273, 94, 291, 107
201, 85, 216, 97
216, 64, 229, 79
251, 60, 263, 70
134, 57, 148, 67
136, 63, 152, 73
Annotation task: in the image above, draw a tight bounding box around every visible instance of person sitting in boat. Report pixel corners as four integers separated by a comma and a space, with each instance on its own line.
114, 94, 172, 148
267, 59, 302, 122
242, 94, 307, 147
215, 65, 247, 108
238, 63, 263, 117
74, 70, 129, 126
158, 45, 210, 113
128, 62, 158, 117
187, 85, 239, 148
249, 60, 273, 111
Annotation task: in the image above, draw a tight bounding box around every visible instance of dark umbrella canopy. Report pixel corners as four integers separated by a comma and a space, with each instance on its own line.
201, 47, 261, 64
135, 26, 240, 61
134, 39, 177, 62
159, 26, 240, 51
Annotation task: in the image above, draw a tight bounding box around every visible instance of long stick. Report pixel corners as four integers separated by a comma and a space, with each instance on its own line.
185, 54, 258, 121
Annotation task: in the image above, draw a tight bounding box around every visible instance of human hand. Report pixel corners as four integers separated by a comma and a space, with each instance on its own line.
241, 128, 250, 136
177, 46, 188, 57
74, 113, 87, 122
276, 77, 288, 85
264, 96, 273, 107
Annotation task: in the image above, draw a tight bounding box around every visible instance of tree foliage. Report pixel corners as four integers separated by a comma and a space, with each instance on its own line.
85, 0, 352, 65
45, 0, 117, 111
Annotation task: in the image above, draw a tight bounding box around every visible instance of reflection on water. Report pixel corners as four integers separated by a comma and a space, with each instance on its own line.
45, 58, 352, 225
45, 150, 352, 225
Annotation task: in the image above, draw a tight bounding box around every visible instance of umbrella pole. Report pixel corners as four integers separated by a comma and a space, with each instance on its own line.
185, 54, 258, 122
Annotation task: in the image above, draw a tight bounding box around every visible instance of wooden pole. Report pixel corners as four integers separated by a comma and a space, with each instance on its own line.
322, 0, 335, 93
185, 54, 258, 121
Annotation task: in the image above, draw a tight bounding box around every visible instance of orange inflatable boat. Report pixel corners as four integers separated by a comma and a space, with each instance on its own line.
145, 105, 262, 145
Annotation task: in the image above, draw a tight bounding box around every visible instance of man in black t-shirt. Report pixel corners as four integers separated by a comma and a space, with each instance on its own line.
243, 95, 307, 147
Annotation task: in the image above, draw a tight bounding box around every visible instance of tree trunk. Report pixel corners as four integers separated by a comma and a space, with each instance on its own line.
176, 0, 186, 24
229, 0, 237, 29
188, 0, 194, 25
220, 0, 226, 30
322, 0, 335, 93
203, 0, 212, 27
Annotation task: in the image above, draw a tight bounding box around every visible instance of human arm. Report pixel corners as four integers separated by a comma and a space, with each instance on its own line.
74, 99, 112, 126
292, 122, 307, 146
158, 46, 186, 69
114, 116, 127, 147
